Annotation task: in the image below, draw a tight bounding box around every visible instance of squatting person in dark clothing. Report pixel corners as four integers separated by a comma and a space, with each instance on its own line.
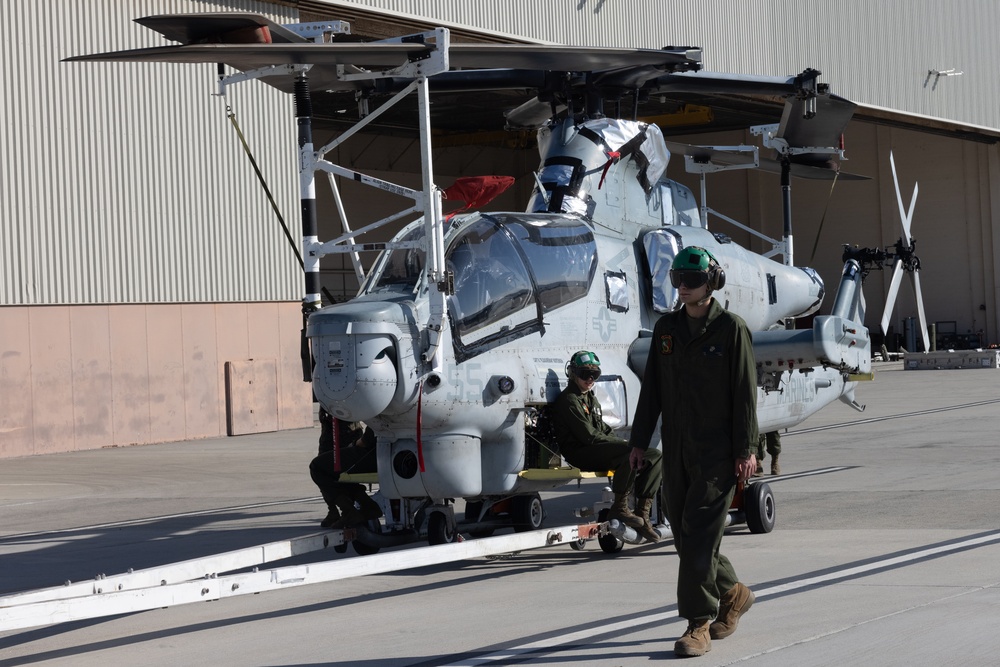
552, 350, 663, 543
628, 246, 759, 657
309, 407, 383, 529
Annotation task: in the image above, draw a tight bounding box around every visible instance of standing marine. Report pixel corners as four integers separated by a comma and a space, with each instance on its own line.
628, 246, 759, 657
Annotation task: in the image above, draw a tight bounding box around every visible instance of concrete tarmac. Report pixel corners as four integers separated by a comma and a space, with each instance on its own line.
2, 360, 1000, 666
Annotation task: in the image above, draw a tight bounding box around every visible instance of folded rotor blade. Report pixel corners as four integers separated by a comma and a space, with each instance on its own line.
505, 97, 561, 129
889, 151, 918, 242
880, 260, 904, 336
912, 271, 931, 351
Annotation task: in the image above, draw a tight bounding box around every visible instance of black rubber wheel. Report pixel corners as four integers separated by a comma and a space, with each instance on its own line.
597, 508, 624, 554
745, 481, 776, 534
511, 493, 544, 532
427, 511, 457, 545
353, 520, 382, 555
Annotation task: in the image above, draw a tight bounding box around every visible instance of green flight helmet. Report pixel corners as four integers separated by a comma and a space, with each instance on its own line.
567, 350, 601, 379
669, 246, 726, 291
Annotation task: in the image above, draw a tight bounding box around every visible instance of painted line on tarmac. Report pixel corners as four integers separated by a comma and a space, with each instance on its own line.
759, 466, 851, 483
440, 529, 1000, 666
788, 397, 1000, 436
3, 497, 324, 540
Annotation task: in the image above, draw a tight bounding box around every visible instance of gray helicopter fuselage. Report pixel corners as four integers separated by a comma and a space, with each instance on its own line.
307, 117, 868, 502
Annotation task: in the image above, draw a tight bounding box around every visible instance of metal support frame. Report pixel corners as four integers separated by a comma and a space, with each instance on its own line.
211, 27, 453, 366
683, 144, 787, 260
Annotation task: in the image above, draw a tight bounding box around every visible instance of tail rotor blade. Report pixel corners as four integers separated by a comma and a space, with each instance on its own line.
912, 271, 931, 351
880, 260, 904, 336
889, 151, 918, 242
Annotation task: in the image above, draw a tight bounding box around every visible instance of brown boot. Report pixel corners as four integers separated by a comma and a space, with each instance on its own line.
770, 454, 781, 476
674, 619, 711, 657
634, 497, 661, 543
607, 492, 644, 529
753, 461, 764, 477
709, 582, 755, 639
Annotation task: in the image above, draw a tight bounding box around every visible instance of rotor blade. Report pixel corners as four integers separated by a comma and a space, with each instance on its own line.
66, 42, 701, 74
776, 93, 857, 166
136, 13, 307, 44
505, 96, 561, 129
880, 260, 905, 335
912, 271, 931, 351
889, 151, 918, 242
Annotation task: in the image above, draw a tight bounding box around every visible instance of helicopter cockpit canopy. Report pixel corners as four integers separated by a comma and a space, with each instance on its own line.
363, 223, 427, 296
443, 213, 598, 360
361, 212, 598, 361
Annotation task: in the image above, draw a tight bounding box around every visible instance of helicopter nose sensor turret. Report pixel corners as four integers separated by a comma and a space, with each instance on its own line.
308, 301, 407, 422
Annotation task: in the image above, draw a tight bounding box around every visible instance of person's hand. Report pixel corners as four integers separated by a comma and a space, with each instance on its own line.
629, 447, 647, 471
735, 454, 757, 483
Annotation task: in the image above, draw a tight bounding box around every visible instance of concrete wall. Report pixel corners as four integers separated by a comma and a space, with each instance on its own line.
0, 302, 313, 458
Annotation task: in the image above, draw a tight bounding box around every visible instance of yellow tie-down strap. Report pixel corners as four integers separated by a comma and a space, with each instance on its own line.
339, 472, 379, 484
341, 468, 613, 484
518, 467, 609, 481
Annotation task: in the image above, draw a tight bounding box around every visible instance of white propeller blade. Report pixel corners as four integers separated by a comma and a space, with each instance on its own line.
889, 151, 919, 242
912, 271, 931, 352
880, 259, 904, 335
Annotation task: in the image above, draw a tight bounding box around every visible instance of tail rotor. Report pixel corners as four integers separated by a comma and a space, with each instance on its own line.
879, 152, 930, 351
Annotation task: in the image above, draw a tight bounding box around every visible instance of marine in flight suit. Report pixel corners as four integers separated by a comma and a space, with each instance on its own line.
629, 246, 759, 657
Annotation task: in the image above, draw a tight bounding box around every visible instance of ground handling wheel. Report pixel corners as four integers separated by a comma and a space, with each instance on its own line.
597, 508, 624, 554
427, 511, 457, 545
511, 493, 544, 532
745, 481, 776, 534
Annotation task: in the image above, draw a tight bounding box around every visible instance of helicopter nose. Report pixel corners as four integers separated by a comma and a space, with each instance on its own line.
313, 334, 397, 422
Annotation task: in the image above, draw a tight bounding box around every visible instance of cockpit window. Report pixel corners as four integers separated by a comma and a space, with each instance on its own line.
447, 218, 534, 336
364, 224, 425, 294
500, 215, 596, 311
445, 214, 597, 354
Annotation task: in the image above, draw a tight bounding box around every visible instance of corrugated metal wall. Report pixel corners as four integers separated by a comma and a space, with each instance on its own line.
1, 0, 301, 306
329, 0, 1000, 132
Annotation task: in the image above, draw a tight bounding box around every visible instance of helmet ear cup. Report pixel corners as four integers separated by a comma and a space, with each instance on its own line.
708, 263, 726, 290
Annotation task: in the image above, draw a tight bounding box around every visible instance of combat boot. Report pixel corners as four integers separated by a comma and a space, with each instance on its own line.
674, 619, 711, 657
320, 506, 341, 528
607, 492, 644, 529
753, 460, 764, 477
347, 484, 384, 522
709, 582, 755, 639
326, 495, 358, 530
634, 497, 661, 543
770, 454, 781, 476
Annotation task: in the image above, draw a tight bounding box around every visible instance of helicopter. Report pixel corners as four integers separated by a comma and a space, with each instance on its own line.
68, 12, 874, 552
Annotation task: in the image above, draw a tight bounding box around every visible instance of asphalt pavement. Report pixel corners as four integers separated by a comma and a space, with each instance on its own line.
2, 360, 1000, 666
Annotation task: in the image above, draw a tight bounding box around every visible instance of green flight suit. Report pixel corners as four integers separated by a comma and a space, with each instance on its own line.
552, 382, 662, 498
629, 298, 758, 621
756, 431, 781, 459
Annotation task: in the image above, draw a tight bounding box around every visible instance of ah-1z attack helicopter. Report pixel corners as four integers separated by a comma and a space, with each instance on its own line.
69, 13, 873, 552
